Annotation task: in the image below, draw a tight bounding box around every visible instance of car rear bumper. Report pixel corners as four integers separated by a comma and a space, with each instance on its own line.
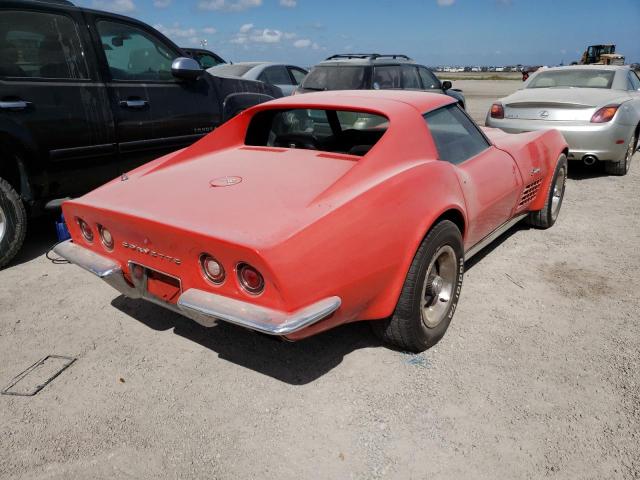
54, 240, 341, 336
485, 117, 631, 161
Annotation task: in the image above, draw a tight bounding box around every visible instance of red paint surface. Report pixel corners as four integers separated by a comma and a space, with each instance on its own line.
62, 91, 567, 339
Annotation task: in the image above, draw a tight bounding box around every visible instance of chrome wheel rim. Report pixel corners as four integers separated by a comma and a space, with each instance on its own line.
624, 136, 635, 173
0, 203, 6, 244
421, 245, 457, 328
551, 166, 566, 221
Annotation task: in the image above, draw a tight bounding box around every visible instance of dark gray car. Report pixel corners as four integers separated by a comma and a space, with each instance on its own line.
297, 54, 465, 108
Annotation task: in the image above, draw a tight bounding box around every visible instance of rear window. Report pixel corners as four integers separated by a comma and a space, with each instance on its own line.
301, 66, 367, 91
245, 109, 388, 156
527, 70, 615, 89
208, 64, 256, 77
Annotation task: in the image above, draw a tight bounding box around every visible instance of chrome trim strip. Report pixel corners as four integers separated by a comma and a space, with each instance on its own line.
177, 290, 341, 335
53, 240, 341, 335
464, 213, 528, 260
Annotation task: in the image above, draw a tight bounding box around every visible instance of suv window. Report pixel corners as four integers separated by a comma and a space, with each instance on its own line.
259, 66, 292, 85
97, 20, 179, 81
628, 71, 640, 91
301, 66, 367, 91
401, 66, 421, 89
418, 67, 440, 90
373, 66, 401, 89
195, 53, 223, 69
424, 105, 489, 164
0, 10, 88, 79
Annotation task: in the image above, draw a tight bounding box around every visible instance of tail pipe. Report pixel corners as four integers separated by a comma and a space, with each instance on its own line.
582, 155, 598, 166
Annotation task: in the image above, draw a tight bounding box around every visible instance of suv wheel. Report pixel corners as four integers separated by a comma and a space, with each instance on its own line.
0, 176, 27, 268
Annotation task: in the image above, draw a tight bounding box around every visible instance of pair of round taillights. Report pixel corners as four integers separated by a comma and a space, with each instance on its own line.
199, 254, 264, 295
76, 218, 113, 251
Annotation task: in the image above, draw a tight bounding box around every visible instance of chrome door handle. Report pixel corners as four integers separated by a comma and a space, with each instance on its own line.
119, 99, 149, 109
0, 100, 32, 110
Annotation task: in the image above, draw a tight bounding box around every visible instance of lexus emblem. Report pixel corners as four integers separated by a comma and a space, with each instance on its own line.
539, 110, 549, 118
210, 176, 242, 187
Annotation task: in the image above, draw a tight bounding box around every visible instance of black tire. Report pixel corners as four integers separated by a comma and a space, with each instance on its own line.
0, 176, 27, 269
528, 154, 567, 229
604, 133, 635, 176
372, 220, 464, 352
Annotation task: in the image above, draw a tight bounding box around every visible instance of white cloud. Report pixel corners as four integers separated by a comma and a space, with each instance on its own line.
283, 32, 297, 40
436, 0, 455, 5
250, 29, 283, 43
202, 27, 217, 34
92, 0, 135, 12
153, 0, 171, 7
239, 23, 254, 33
197, 0, 262, 12
293, 38, 311, 48
279, 0, 297, 7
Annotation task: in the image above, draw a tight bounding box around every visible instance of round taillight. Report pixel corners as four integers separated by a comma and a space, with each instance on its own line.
200, 254, 225, 284
98, 225, 114, 250
77, 218, 93, 243
237, 263, 264, 295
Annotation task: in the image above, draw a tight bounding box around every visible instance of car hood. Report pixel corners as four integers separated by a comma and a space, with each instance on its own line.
77, 147, 358, 248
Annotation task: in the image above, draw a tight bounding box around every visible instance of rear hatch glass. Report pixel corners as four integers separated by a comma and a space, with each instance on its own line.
300, 66, 368, 91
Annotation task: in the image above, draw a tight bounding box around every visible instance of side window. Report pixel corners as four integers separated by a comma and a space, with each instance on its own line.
289, 67, 307, 85
424, 105, 490, 165
628, 71, 640, 91
259, 66, 292, 85
373, 66, 401, 89
97, 20, 179, 81
418, 67, 440, 90
0, 10, 89, 79
401, 66, 421, 89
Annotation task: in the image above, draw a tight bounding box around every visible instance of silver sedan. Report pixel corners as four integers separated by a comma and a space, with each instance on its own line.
207, 62, 308, 96
486, 65, 640, 175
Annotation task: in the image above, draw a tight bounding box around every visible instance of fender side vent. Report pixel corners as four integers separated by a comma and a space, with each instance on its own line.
519, 179, 542, 207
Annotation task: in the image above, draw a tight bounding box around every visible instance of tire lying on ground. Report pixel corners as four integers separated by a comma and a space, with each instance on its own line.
605, 133, 635, 176
372, 220, 464, 352
0, 176, 27, 269
528, 153, 568, 229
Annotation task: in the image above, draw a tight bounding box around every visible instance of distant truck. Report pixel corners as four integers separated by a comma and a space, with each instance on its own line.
580, 44, 625, 65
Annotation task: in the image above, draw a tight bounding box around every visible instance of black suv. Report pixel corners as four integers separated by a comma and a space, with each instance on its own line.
297, 53, 465, 107
0, 0, 281, 267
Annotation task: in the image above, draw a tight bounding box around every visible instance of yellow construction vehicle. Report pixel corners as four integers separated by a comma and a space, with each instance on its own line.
580, 44, 625, 65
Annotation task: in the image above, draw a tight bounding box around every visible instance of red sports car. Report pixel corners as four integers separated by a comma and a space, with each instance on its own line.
54, 91, 568, 352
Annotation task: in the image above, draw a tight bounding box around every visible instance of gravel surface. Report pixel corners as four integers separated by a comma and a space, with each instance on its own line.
1, 81, 639, 480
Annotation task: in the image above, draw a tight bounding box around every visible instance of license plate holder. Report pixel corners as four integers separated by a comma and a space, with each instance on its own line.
128, 262, 182, 304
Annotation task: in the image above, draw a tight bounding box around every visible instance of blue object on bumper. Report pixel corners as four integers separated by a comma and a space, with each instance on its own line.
55, 214, 71, 242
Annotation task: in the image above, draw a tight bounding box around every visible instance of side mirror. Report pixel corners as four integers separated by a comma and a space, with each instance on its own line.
171, 57, 202, 81
442, 80, 452, 90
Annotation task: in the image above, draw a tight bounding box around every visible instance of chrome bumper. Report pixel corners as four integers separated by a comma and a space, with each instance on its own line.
53, 240, 341, 336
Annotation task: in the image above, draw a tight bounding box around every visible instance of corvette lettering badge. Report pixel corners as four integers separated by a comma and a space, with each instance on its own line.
122, 241, 182, 265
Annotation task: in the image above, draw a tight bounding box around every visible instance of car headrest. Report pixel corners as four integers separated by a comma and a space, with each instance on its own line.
587, 76, 609, 88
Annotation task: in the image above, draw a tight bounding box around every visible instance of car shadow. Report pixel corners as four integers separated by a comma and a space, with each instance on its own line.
464, 223, 529, 271
110, 295, 382, 385
6, 217, 59, 268
567, 160, 609, 180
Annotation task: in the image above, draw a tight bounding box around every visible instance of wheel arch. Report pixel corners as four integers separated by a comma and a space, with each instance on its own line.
0, 130, 36, 202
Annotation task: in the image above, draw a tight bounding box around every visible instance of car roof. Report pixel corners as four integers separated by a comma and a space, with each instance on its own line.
318, 54, 416, 66
259, 90, 455, 114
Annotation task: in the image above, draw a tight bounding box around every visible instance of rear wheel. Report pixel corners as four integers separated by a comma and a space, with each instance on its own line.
605, 133, 635, 176
372, 220, 464, 352
0, 176, 27, 269
528, 154, 567, 229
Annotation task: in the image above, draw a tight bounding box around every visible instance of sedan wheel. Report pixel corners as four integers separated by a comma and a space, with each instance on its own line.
605, 133, 635, 176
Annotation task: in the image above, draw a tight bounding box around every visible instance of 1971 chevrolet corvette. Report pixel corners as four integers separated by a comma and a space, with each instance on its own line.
54, 91, 568, 352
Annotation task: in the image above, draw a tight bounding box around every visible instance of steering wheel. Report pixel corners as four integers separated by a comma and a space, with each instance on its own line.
273, 133, 320, 150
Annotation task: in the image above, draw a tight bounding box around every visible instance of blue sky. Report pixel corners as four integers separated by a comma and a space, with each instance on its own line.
81, 0, 640, 67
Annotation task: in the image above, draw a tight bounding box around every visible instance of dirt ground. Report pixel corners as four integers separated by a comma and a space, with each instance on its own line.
1, 81, 639, 480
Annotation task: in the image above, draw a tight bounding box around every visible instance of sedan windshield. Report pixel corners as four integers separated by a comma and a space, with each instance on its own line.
301, 66, 367, 91
527, 70, 615, 89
